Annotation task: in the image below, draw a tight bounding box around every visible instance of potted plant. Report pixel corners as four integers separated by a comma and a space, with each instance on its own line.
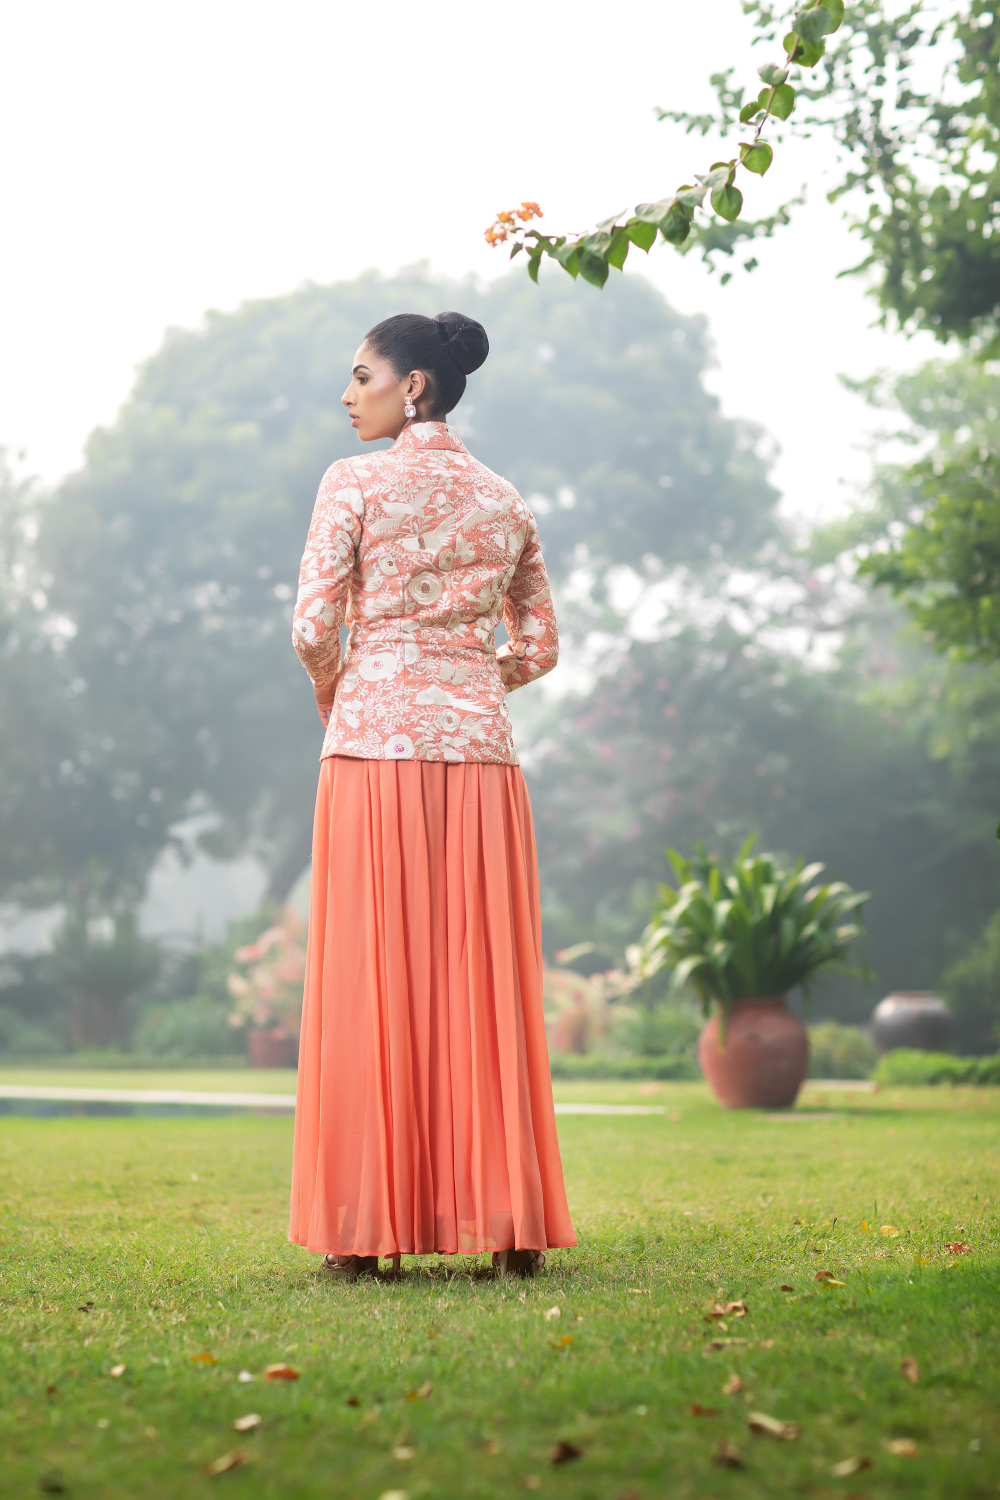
226, 909, 306, 1068
640, 838, 867, 1108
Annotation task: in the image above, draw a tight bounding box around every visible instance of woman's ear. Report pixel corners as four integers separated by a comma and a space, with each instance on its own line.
403, 369, 428, 401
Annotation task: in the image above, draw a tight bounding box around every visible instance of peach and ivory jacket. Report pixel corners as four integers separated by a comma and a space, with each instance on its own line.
292, 421, 558, 764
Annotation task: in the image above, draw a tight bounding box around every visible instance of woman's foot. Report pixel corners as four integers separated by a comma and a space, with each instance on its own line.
322, 1254, 378, 1278
492, 1249, 546, 1278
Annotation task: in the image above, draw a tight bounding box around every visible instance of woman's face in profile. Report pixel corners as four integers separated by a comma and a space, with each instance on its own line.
342, 344, 428, 442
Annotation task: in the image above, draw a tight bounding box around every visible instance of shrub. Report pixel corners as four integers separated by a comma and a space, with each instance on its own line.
874, 1048, 1000, 1087
134, 999, 241, 1061
613, 1001, 701, 1059
0, 1004, 65, 1057
807, 1021, 877, 1079
548, 1053, 699, 1081
943, 909, 1000, 1054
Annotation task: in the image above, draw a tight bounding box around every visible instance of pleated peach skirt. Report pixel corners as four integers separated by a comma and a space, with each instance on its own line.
288, 755, 576, 1258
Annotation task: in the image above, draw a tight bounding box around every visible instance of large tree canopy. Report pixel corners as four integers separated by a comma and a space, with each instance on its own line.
2, 268, 776, 908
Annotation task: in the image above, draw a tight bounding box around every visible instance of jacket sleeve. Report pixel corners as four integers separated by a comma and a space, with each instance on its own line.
292, 461, 365, 687
497, 514, 559, 693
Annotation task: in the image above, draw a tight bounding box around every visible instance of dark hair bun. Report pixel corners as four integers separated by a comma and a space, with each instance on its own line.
434, 311, 489, 376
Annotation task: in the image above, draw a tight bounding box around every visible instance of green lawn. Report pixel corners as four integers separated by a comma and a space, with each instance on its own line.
1, 1084, 997, 1499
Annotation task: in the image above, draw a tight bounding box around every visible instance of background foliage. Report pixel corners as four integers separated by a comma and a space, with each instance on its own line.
3, 264, 1000, 1048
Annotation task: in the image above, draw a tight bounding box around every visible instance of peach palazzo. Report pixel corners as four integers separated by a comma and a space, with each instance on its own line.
288, 421, 575, 1258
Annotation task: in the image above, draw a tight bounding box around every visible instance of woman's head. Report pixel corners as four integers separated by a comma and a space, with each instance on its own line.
342, 311, 489, 441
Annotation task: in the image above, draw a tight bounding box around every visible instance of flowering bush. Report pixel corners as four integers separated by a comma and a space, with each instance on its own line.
226, 908, 306, 1037
543, 943, 642, 1055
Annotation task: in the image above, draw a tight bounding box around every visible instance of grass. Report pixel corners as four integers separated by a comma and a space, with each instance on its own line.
1, 1083, 998, 1499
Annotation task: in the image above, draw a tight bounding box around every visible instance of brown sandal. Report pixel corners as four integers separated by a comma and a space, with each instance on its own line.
492, 1249, 546, 1278
322, 1254, 378, 1278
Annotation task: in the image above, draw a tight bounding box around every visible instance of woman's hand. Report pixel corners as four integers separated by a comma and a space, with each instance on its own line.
313, 677, 336, 727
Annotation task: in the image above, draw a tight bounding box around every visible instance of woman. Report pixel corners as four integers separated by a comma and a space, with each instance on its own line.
288, 311, 576, 1277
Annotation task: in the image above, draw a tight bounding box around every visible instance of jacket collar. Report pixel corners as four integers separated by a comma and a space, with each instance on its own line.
391, 420, 467, 454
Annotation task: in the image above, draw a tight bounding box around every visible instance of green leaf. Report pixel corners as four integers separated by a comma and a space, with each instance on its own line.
624, 218, 657, 252
632, 196, 678, 225
739, 140, 773, 176
552, 242, 581, 277
509, 242, 524, 259
783, 28, 825, 66
527, 254, 541, 285
740, 100, 765, 123
577, 248, 610, 288
606, 225, 631, 270
793, 4, 838, 44
658, 201, 693, 245
757, 63, 788, 86
703, 163, 735, 192
816, 0, 844, 31
676, 183, 708, 208
768, 83, 796, 120
595, 209, 628, 235
711, 183, 743, 221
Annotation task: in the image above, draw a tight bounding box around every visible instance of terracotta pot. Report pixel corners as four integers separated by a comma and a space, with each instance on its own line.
698, 997, 809, 1109
871, 992, 951, 1054
248, 1028, 298, 1069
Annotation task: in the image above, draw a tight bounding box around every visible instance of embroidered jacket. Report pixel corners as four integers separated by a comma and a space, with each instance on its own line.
292, 421, 558, 764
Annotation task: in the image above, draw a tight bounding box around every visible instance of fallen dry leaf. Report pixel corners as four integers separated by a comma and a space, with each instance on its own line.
553, 1335, 574, 1349
748, 1411, 801, 1440
543, 1306, 561, 1321
378, 1492, 408, 1500
203, 1451, 249, 1477
707, 1299, 748, 1319
704, 1337, 747, 1353
859, 1221, 869, 1232
831, 1456, 872, 1477
814, 1270, 846, 1285
393, 1445, 416, 1461
945, 1241, 972, 1254
190, 1351, 217, 1365
550, 1440, 583, 1465
779, 1284, 794, 1292
900, 1357, 920, 1385
886, 1438, 918, 1457
520, 1478, 541, 1491
346, 1395, 361, 1407
77, 1301, 94, 1313
237, 1370, 254, 1383
482, 1439, 502, 1455
232, 1413, 261, 1432
880, 1225, 900, 1237
45, 1384, 57, 1398
759, 1338, 776, 1349
405, 1382, 433, 1401
690, 1404, 718, 1417
723, 1372, 744, 1396
264, 1363, 300, 1381
713, 1438, 744, 1469
108, 1363, 126, 1378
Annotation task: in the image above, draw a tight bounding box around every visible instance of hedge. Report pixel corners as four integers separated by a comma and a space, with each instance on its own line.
874, 1048, 1000, 1087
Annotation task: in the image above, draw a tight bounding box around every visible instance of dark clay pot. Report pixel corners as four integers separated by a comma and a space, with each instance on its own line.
698, 998, 809, 1109
248, 1028, 298, 1069
871, 992, 951, 1054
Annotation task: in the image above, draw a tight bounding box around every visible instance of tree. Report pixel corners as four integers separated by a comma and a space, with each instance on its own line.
488, 1, 1000, 353
7, 269, 776, 910
522, 617, 1000, 1015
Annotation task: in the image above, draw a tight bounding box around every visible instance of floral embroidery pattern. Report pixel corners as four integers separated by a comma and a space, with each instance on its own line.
293, 422, 558, 764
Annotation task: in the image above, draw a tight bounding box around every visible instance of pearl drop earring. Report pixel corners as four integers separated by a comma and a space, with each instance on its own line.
403, 394, 417, 419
